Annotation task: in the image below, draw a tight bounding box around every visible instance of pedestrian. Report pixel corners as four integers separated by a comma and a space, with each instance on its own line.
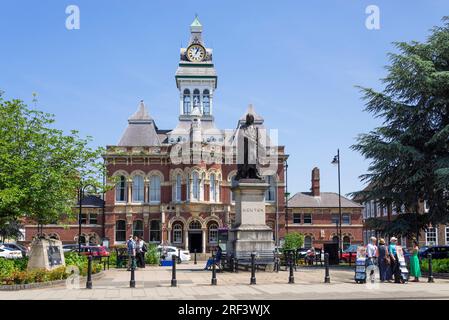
389, 237, 401, 283
377, 238, 390, 282
127, 235, 136, 271
409, 239, 421, 282
134, 236, 142, 268
138, 236, 147, 268
366, 236, 378, 267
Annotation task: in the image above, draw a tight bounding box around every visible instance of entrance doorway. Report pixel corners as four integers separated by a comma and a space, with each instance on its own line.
188, 232, 202, 253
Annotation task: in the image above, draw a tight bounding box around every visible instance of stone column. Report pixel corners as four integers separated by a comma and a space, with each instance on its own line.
144, 178, 149, 203
184, 227, 189, 251
127, 178, 132, 204
202, 228, 207, 254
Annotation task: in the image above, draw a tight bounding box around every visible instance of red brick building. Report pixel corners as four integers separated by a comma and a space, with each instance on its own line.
287, 168, 364, 250
24, 17, 288, 254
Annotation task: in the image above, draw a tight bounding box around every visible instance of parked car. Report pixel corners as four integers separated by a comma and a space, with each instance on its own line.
157, 245, 191, 263
0, 243, 29, 257
71, 245, 110, 257
419, 245, 449, 260
341, 244, 359, 263
0, 245, 23, 259
62, 244, 79, 253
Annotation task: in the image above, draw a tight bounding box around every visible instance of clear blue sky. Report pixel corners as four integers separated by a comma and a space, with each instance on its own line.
1, 0, 447, 196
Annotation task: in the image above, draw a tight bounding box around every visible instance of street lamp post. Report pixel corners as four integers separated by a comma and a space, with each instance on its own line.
78, 183, 96, 253
284, 160, 289, 235
332, 149, 342, 262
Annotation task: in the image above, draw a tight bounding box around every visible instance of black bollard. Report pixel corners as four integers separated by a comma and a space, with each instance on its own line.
324, 253, 330, 283
86, 255, 93, 289
234, 258, 238, 273
130, 256, 136, 288
194, 249, 197, 265
288, 252, 295, 284
211, 253, 217, 285
250, 252, 256, 285
428, 253, 434, 283
171, 254, 177, 287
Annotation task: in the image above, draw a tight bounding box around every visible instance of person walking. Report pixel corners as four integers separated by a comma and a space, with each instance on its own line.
127, 235, 136, 271
134, 236, 142, 268
366, 236, 378, 267
377, 238, 390, 282
137, 237, 147, 268
409, 239, 421, 282
389, 237, 401, 283
366, 237, 378, 281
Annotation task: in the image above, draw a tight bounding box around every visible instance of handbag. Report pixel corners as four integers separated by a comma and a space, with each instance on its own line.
384, 247, 391, 265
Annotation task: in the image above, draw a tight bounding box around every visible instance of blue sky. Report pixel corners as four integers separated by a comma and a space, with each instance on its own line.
0, 0, 447, 196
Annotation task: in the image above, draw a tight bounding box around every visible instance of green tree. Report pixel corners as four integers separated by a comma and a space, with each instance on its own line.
0, 92, 106, 230
351, 17, 449, 239
282, 232, 304, 250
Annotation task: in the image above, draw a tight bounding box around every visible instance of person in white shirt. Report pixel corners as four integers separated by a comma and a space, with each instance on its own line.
366, 236, 378, 266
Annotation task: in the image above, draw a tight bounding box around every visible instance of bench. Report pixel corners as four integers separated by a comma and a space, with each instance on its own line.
115, 248, 129, 268
232, 251, 275, 271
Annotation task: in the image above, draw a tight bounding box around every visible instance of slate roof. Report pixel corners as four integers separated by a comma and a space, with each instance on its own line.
77, 195, 105, 208
288, 192, 363, 208
118, 101, 161, 147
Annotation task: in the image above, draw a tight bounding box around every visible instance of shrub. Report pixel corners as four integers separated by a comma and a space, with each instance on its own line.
421, 258, 449, 273
13, 257, 28, 271
282, 232, 304, 251
145, 244, 160, 265
48, 266, 67, 281
0, 258, 17, 281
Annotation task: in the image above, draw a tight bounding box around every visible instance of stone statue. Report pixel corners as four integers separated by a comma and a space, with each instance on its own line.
236, 113, 261, 180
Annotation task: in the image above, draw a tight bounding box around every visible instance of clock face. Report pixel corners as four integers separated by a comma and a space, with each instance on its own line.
187, 44, 206, 62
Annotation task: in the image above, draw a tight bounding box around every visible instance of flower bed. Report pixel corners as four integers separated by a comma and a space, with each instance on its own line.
0, 252, 102, 286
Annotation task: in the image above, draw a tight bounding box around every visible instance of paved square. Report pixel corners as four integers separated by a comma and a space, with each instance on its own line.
1, 263, 448, 300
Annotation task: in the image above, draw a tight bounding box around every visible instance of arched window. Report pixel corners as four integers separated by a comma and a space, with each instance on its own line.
175, 174, 182, 202
210, 173, 216, 202
183, 89, 191, 114
133, 220, 144, 239
115, 220, 126, 242
193, 89, 200, 109
189, 220, 202, 230
265, 175, 276, 202
304, 236, 312, 249
332, 236, 339, 244
192, 172, 200, 200
150, 220, 161, 242
208, 223, 218, 244
173, 223, 183, 244
132, 175, 144, 202
231, 174, 237, 202
343, 236, 351, 250
203, 89, 210, 115
150, 175, 161, 203
115, 175, 127, 202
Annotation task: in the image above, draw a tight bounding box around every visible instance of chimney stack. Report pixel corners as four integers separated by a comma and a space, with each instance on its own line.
311, 167, 320, 196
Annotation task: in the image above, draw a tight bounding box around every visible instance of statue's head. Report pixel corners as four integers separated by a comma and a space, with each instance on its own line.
245, 113, 254, 126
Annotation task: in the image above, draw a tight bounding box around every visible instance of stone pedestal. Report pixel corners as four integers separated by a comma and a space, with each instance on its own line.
27, 238, 65, 271
228, 179, 275, 260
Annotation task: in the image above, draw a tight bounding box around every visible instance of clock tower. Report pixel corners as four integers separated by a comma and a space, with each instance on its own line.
169, 16, 221, 145
175, 15, 217, 119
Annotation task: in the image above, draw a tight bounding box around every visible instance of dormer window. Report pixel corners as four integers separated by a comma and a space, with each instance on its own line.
203, 89, 210, 115
183, 89, 191, 114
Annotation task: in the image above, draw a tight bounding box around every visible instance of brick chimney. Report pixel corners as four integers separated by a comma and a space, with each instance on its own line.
311, 167, 320, 196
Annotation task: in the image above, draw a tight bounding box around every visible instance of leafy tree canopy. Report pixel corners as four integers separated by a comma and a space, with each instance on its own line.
0, 92, 106, 226
351, 17, 449, 236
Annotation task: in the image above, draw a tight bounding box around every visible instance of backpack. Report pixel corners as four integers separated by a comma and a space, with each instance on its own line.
142, 243, 148, 253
